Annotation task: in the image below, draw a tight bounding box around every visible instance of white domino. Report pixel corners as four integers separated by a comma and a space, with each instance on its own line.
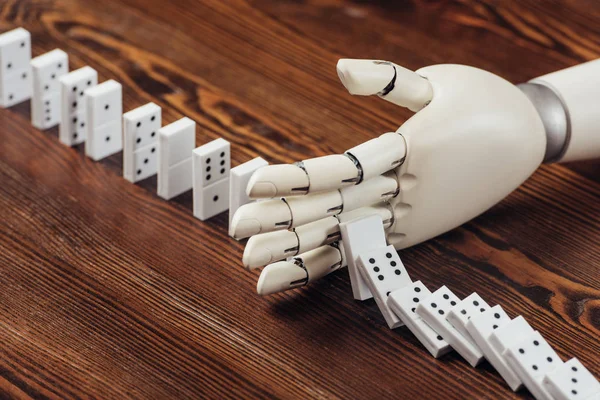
84, 80, 122, 161
446, 292, 490, 350
504, 331, 564, 400
357, 245, 411, 329
157, 117, 195, 199
543, 358, 600, 400
339, 215, 388, 300
465, 305, 522, 391
193, 138, 231, 220
59, 66, 98, 146
228, 157, 268, 230
123, 103, 161, 182
387, 281, 452, 358
0, 28, 32, 108
31, 49, 68, 129
416, 286, 484, 367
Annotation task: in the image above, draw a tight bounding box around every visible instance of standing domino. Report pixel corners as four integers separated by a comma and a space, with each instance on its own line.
59, 66, 98, 146
416, 286, 484, 367
31, 49, 68, 129
339, 214, 389, 300
356, 245, 412, 329
229, 157, 269, 230
84, 80, 123, 161
193, 138, 231, 220
157, 117, 195, 199
504, 331, 564, 400
543, 358, 600, 400
465, 305, 523, 391
123, 103, 161, 182
0, 28, 32, 108
446, 292, 490, 351
387, 281, 452, 358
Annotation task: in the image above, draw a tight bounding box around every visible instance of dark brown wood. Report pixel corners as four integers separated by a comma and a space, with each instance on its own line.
1, 0, 599, 398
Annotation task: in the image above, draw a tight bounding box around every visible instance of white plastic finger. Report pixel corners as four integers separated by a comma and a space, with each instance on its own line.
336, 59, 433, 112
347, 134, 406, 182
256, 244, 345, 296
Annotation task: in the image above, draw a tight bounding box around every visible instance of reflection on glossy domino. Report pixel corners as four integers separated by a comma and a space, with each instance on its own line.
543, 358, 600, 400
357, 245, 411, 329
387, 281, 452, 358
0, 28, 32, 108
416, 286, 484, 367
465, 305, 522, 391
504, 331, 563, 400
228, 157, 268, 230
339, 215, 388, 300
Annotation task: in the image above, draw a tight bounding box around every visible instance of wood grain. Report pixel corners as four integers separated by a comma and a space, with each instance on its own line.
0, 0, 598, 399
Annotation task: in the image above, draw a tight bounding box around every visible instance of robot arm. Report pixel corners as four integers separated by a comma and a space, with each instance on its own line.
231, 58, 600, 296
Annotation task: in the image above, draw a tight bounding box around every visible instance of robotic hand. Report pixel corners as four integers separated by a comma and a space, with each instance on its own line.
230, 58, 600, 296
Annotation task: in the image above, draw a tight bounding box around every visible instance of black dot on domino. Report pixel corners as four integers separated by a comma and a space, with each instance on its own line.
8, 94, 13, 100
57, 63, 62, 69
220, 160, 225, 166
572, 390, 577, 395
494, 313, 500, 319
144, 158, 148, 164
377, 275, 384, 281
394, 270, 400, 275
73, 86, 77, 92
44, 85, 49, 91
151, 147, 156, 153
519, 349, 525, 354
413, 297, 419, 303
213, 195, 219, 202
45, 116, 50, 121
151, 132, 155, 137
51, 73, 56, 79
151, 115, 156, 121
438, 310, 444, 315
7, 62, 11, 69
20, 42, 25, 47
373, 267, 379, 272
137, 122, 141, 128
80, 122, 85, 128
206, 158, 211, 164
532, 365, 538, 371
414, 287, 421, 293
443, 294, 449, 300
106, 136, 110, 142
79, 91, 84, 97
136, 138, 141, 144
390, 261, 396, 267
386, 253, 392, 258
572, 366, 578, 372
105, 104, 109, 110
431, 303, 437, 308
480, 308, 485, 312
369, 258, 375, 264
21, 72, 27, 79
207, 174, 211, 181
73, 101, 77, 108
411, 308, 416, 313
137, 169, 141, 175
87, 80, 92, 86
437, 335, 443, 341
73, 117, 78, 123
206, 166, 211, 172
572, 378, 577, 383
473, 300, 479, 306
73, 133, 78, 139
492, 325, 498, 329
450, 301, 456, 306
220, 168, 225, 174
547, 357, 553, 362
220, 151, 225, 157
533, 340, 539, 346
386, 291, 390, 297
461, 310, 466, 315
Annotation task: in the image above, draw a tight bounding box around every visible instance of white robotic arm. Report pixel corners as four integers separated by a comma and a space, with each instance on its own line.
230, 58, 600, 296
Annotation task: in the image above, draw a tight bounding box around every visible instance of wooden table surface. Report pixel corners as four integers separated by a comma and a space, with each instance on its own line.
1, 0, 599, 399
